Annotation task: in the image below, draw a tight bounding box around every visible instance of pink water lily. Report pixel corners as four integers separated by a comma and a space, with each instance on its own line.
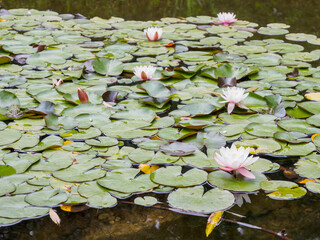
214, 144, 259, 179
220, 87, 249, 114
144, 27, 163, 41
216, 12, 237, 26
52, 77, 63, 87
133, 65, 157, 80
78, 88, 89, 104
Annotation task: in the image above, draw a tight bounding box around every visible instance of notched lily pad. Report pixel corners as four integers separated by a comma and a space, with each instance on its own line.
168, 186, 234, 214
150, 166, 208, 187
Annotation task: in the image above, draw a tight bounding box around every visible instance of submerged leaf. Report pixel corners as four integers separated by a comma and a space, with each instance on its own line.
206, 211, 223, 237
49, 208, 60, 226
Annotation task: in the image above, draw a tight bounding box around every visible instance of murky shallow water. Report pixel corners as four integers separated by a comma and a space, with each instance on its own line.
1, 1, 320, 239
1, 192, 320, 240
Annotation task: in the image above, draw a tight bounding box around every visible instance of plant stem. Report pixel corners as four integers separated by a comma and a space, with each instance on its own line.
222, 218, 292, 240
119, 200, 292, 240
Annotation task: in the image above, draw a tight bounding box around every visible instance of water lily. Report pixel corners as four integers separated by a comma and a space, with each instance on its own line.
214, 144, 259, 179
216, 12, 237, 26
133, 65, 157, 80
52, 77, 63, 87
78, 88, 89, 104
220, 87, 249, 114
144, 27, 163, 41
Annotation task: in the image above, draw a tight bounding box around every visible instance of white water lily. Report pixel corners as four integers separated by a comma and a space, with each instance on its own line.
133, 65, 157, 80
144, 27, 163, 41
217, 12, 237, 26
214, 144, 259, 179
220, 87, 249, 114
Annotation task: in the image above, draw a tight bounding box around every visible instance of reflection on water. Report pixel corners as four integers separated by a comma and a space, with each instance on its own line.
0, 192, 319, 240
2, 0, 320, 35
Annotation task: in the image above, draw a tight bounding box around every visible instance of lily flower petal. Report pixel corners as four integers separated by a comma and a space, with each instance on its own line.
217, 12, 237, 26
144, 27, 163, 41
237, 167, 256, 179
214, 144, 258, 179
78, 88, 89, 104
220, 87, 249, 114
133, 65, 157, 80
227, 102, 235, 114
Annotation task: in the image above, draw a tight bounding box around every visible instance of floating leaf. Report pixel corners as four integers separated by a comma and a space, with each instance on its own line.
208, 170, 267, 192
134, 196, 158, 207
98, 168, 158, 193
168, 186, 234, 214
150, 166, 208, 187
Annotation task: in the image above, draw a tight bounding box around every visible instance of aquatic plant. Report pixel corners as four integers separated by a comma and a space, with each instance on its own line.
214, 144, 258, 179
144, 27, 163, 41
133, 65, 157, 80
216, 12, 237, 25
220, 87, 249, 113
0, 8, 319, 239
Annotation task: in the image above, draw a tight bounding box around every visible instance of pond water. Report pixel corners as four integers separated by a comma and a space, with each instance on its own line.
3, 0, 320, 36
1, 1, 320, 240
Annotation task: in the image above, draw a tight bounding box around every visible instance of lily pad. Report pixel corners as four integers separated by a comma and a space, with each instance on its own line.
97, 168, 158, 193
134, 196, 158, 207
150, 166, 207, 187
208, 170, 267, 192
168, 186, 234, 214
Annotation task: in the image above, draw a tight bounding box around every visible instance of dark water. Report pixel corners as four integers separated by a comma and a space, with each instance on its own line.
1, 192, 320, 240
2, 0, 320, 35
1, 1, 320, 239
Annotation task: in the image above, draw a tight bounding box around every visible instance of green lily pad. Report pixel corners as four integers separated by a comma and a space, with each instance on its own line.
0, 195, 49, 219
208, 170, 267, 192
274, 142, 315, 156
61, 127, 101, 140
180, 103, 215, 117
25, 187, 68, 206
85, 137, 118, 147
285, 33, 317, 42
98, 168, 158, 193
234, 138, 282, 154
0, 179, 16, 196
167, 186, 234, 214
273, 132, 310, 144
182, 150, 218, 169
30, 151, 73, 171
245, 122, 283, 137
102, 160, 132, 170
0, 129, 21, 146
295, 158, 320, 179
78, 181, 118, 208
305, 181, 320, 193
3, 153, 40, 174
266, 186, 307, 200
278, 119, 320, 134
128, 148, 154, 163
160, 142, 198, 156
0, 91, 20, 108
134, 196, 158, 207
53, 162, 106, 182
260, 180, 298, 191
25, 135, 63, 151
111, 108, 156, 122
298, 102, 320, 114
150, 166, 207, 187
258, 27, 288, 35
92, 58, 123, 76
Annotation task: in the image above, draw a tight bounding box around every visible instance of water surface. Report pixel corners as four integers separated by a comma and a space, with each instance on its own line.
0, 1, 319, 239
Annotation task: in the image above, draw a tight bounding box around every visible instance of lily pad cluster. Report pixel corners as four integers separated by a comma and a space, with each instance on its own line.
0, 8, 320, 226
